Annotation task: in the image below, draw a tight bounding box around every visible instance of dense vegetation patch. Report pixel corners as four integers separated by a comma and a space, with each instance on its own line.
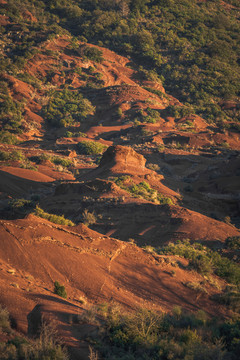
42, 89, 95, 127
1, 0, 239, 127
158, 239, 240, 285
34, 0, 240, 124
83, 304, 240, 360
0, 82, 24, 134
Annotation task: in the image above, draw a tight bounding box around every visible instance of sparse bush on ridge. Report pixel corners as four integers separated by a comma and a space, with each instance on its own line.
34, 205, 75, 226
82, 209, 97, 226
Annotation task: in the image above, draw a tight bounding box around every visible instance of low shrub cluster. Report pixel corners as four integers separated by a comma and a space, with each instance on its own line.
0, 150, 26, 162
34, 154, 73, 168
0, 305, 11, 334
212, 285, 240, 313
0, 83, 24, 134
77, 140, 107, 155
135, 107, 161, 124
9, 198, 34, 212
113, 177, 173, 205
0, 131, 19, 145
64, 131, 87, 138
82, 46, 103, 63
34, 206, 75, 226
82, 209, 97, 227
0, 150, 38, 170
158, 239, 240, 285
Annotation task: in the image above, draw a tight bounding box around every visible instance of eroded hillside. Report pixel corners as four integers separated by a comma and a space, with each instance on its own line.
0, 1, 240, 359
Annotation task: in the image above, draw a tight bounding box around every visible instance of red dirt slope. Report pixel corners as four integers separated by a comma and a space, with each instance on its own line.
0, 214, 228, 337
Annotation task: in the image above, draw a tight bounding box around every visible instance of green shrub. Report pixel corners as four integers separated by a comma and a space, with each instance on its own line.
51, 156, 73, 168
77, 141, 107, 155
0, 150, 26, 162
0, 131, 19, 144
82, 209, 97, 226
34, 206, 75, 226
64, 131, 87, 138
94, 304, 237, 359
54, 281, 67, 299
42, 89, 95, 127
0, 305, 11, 333
212, 285, 240, 313
189, 254, 214, 276
83, 46, 103, 63
9, 198, 33, 212
225, 236, 240, 250
112, 177, 173, 205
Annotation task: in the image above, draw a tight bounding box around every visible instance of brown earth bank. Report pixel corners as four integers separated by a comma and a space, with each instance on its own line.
0, 214, 230, 358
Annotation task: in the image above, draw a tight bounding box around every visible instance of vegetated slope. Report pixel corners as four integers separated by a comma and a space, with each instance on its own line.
0, 1, 240, 359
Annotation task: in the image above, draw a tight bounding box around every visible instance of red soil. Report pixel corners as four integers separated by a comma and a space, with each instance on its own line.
0, 214, 229, 339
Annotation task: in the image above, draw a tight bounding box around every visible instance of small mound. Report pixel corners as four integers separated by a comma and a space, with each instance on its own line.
0, 169, 52, 197
98, 145, 151, 176
0, 166, 55, 182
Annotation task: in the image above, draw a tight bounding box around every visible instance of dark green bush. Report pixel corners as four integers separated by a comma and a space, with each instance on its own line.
83, 46, 103, 63
189, 254, 214, 276
212, 285, 240, 313
0, 319, 69, 359
54, 281, 67, 299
